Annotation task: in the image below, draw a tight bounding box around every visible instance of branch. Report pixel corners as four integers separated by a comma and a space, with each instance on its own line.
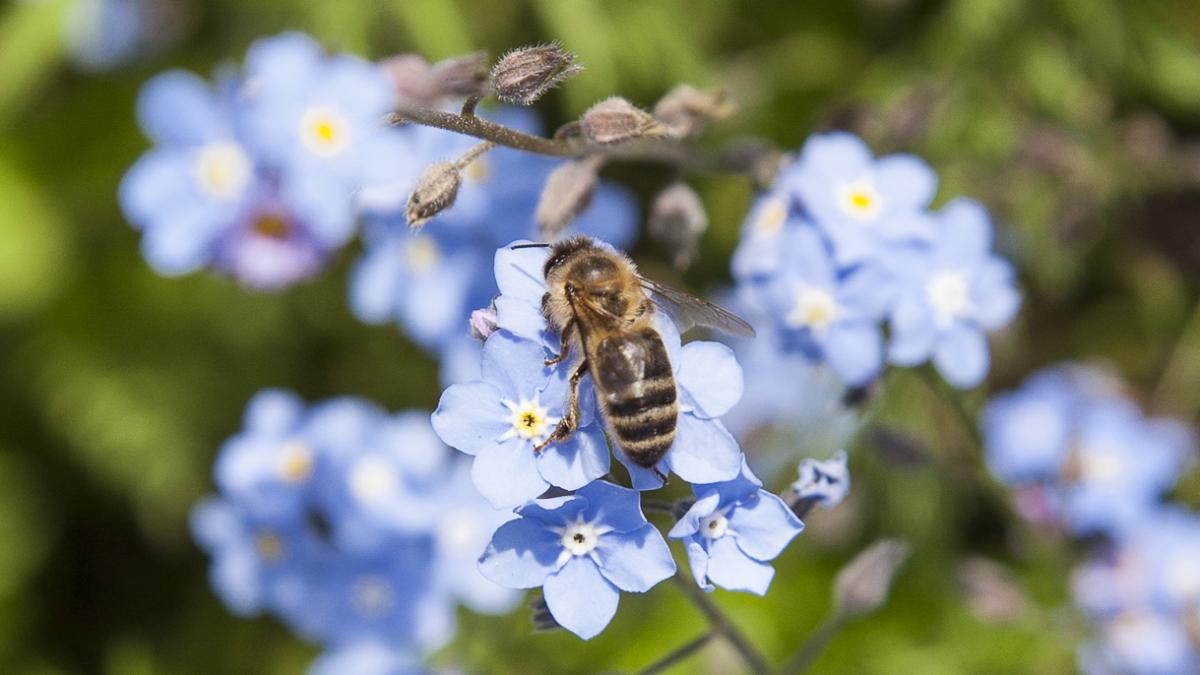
636, 632, 715, 675
671, 571, 771, 675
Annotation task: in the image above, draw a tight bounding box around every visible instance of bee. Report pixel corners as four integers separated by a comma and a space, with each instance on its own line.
513, 237, 755, 484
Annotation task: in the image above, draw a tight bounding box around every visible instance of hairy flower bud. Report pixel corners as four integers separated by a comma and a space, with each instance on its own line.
833, 539, 910, 618
382, 54, 442, 106
406, 161, 461, 229
491, 43, 582, 106
432, 51, 490, 99
653, 84, 735, 138
649, 182, 708, 270
958, 558, 1029, 624
469, 305, 499, 342
580, 97, 666, 145
535, 156, 603, 240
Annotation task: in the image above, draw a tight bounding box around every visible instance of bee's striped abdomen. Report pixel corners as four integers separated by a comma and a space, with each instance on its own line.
592, 328, 678, 468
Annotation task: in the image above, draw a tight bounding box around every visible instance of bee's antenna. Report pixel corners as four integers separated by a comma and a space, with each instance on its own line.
510, 242, 552, 250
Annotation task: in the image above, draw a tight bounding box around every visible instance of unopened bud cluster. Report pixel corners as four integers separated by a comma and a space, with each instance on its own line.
384, 52, 489, 106
653, 84, 734, 138
535, 156, 603, 239
580, 97, 667, 145
649, 182, 708, 269
406, 161, 462, 229
833, 539, 910, 618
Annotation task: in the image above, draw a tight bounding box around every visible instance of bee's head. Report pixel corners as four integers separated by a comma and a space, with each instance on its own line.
542, 236, 597, 278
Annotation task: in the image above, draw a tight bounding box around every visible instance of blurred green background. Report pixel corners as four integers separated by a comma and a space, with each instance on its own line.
2, 0, 1200, 673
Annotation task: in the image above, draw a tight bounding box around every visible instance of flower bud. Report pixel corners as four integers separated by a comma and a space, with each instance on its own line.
958, 557, 1029, 624
469, 305, 499, 342
381, 54, 442, 106
431, 51, 490, 99
653, 84, 735, 138
491, 43, 582, 106
535, 156, 603, 240
580, 97, 666, 145
406, 161, 461, 229
649, 182, 708, 270
833, 539, 909, 618
530, 594, 561, 632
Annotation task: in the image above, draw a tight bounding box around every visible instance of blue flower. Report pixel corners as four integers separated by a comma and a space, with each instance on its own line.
783, 132, 935, 266
64, 0, 165, 71
1078, 611, 1199, 675
431, 330, 610, 508
120, 33, 399, 288
669, 460, 804, 595
886, 198, 1021, 388
309, 641, 427, 675
241, 32, 396, 188
490, 241, 745, 489
982, 368, 1079, 484
478, 480, 675, 639
791, 450, 850, 510
756, 226, 892, 385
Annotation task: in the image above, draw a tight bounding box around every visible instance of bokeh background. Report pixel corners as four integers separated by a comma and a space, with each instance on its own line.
2, 0, 1200, 673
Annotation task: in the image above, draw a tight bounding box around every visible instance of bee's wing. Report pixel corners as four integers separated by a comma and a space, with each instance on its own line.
639, 277, 756, 338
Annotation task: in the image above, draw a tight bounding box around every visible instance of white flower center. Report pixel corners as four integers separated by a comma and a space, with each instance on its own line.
351, 575, 394, 617
926, 271, 972, 328
437, 508, 481, 557
193, 141, 251, 200
1078, 446, 1125, 483
1165, 558, 1200, 601
560, 520, 601, 556
702, 512, 729, 540
500, 396, 559, 444
786, 286, 840, 334
299, 106, 351, 157
349, 455, 399, 504
755, 197, 787, 237
277, 440, 314, 483
255, 531, 285, 562
405, 235, 441, 276
462, 157, 490, 183
836, 178, 882, 220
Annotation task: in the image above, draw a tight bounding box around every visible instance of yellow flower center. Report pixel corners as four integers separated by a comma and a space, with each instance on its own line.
277, 440, 314, 483
786, 287, 840, 334
351, 575, 394, 617
500, 396, 558, 444
255, 532, 284, 562
194, 141, 251, 200
702, 512, 729, 539
755, 197, 787, 237
299, 106, 350, 157
405, 235, 441, 276
252, 213, 292, 239
837, 179, 882, 220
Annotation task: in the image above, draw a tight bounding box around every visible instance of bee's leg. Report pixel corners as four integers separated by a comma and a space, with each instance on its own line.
653, 466, 669, 486
544, 319, 576, 367
534, 358, 588, 453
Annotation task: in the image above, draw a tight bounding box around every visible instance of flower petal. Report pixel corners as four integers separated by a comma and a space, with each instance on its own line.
666, 415, 743, 485
728, 492, 804, 561
543, 557, 620, 640
677, 342, 743, 419
478, 518, 562, 589
705, 536, 775, 595
934, 323, 989, 389
822, 321, 883, 386
431, 382, 509, 455
535, 425, 610, 491
494, 242, 549, 301
875, 154, 937, 213
481, 331, 552, 400
594, 524, 675, 592
668, 492, 722, 539
471, 438, 550, 509
137, 70, 224, 146
244, 389, 305, 434
577, 481, 649, 533
887, 295, 936, 366
684, 539, 714, 591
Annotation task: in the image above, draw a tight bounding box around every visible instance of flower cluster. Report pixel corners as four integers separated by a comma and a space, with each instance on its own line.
982, 365, 1198, 673
191, 389, 518, 672
731, 132, 1021, 390
120, 32, 409, 289
982, 364, 1193, 537
349, 108, 637, 381
429, 238, 817, 638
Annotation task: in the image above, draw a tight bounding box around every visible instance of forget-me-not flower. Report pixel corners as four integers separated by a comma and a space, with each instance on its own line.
488, 240, 745, 489
791, 450, 851, 510
886, 198, 1020, 388
478, 480, 675, 639
670, 459, 804, 595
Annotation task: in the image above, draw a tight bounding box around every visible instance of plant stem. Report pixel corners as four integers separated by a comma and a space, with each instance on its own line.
671, 572, 771, 675
1152, 297, 1200, 415
387, 102, 769, 176
636, 632, 715, 675
778, 614, 847, 675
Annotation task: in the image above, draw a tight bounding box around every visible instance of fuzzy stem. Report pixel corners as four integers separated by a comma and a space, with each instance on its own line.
387, 102, 760, 175
453, 140, 497, 168
671, 571, 771, 675
636, 632, 715, 675
778, 614, 847, 675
